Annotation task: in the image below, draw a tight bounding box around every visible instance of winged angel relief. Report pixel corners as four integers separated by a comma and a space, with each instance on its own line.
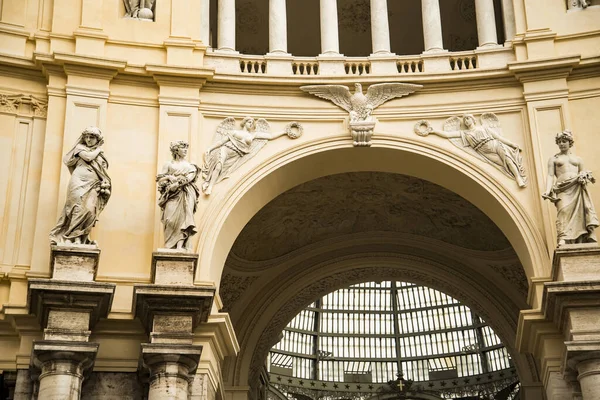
201, 117, 302, 195
300, 83, 422, 147
414, 114, 527, 187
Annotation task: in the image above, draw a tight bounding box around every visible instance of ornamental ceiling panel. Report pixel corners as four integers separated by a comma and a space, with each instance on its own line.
230, 172, 511, 262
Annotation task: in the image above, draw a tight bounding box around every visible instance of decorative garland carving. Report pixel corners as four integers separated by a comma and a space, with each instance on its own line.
0, 93, 48, 117
488, 262, 529, 298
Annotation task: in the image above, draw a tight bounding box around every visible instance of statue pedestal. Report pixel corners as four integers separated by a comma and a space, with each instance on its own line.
152, 249, 198, 286
552, 243, 600, 281
541, 244, 600, 400
135, 251, 216, 398
349, 120, 376, 147
28, 246, 115, 399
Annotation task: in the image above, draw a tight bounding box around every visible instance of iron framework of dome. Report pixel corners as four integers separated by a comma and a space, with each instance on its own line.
267, 282, 520, 400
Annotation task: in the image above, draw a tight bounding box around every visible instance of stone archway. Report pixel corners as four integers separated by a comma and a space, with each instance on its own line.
212, 170, 544, 398
196, 141, 548, 290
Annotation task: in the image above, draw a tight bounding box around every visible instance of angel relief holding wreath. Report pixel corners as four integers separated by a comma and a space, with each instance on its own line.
201, 117, 302, 195
414, 113, 527, 188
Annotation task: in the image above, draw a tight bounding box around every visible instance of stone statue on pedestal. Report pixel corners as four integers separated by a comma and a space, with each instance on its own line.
50, 127, 111, 245
201, 117, 302, 195
157, 141, 200, 251
542, 130, 598, 246
414, 113, 527, 188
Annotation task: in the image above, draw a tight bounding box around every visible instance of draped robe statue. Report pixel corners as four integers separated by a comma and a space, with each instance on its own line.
50, 127, 111, 245
156, 141, 200, 250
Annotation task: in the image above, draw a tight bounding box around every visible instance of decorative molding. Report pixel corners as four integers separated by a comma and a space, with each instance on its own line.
0, 93, 48, 117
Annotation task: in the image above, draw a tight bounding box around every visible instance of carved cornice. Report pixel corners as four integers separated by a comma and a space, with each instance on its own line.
508, 55, 581, 84
0, 93, 48, 117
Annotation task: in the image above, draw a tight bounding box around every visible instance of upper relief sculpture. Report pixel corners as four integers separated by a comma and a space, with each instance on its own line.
414, 113, 527, 188
300, 83, 422, 147
50, 127, 111, 245
543, 130, 598, 246
123, 0, 155, 20
201, 117, 302, 195
156, 141, 200, 250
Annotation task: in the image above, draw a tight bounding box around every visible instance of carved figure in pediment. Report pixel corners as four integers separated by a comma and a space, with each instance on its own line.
301, 82, 421, 146
201, 117, 302, 195
542, 130, 598, 246
123, 0, 155, 20
50, 127, 111, 245
156, 141, 200, 250
414, 113, 527, 188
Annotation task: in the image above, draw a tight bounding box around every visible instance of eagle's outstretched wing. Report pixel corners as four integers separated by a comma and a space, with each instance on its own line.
365, 83, 422, 109
300, 85, 353, 113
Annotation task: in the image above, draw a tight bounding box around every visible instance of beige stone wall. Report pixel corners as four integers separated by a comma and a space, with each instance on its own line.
0, 0, 599, 398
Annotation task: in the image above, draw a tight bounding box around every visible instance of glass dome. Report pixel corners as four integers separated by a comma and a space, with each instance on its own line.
268, 281, 519, 399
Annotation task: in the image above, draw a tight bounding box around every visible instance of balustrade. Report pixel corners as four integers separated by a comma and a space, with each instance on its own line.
344, 61, 371, 76
292, 60, 319, 76
397, 59, 424, 74
240, 58, 267, 74
450, 55, 478, 71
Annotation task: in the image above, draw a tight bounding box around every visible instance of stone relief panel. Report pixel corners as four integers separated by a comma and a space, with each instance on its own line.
201, 117, 302, 195
0, 93, 47, 117
230, 172, 511, 261
415, 113, 527, 188
219, 273, 259, 312
488, 263, 529, 299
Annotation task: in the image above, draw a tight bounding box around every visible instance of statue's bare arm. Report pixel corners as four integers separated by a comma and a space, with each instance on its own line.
255, 131, 286, 140
543, 157, 556, 196
430, 129, 461, 139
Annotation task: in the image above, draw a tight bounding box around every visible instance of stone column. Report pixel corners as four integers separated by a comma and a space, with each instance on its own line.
217, 0, 236, 52
421, 0, 445, 53
201, 0, 210, 46
34, 342, 98, 399
501, 0, 516, 41
28, 246, 115, 400
576, 357, 600, 400
269, 0, 288, 54
319, 0, 340, 55
475, 0, 499, 48
370, 0, 391, 54
135, 250, 216, 400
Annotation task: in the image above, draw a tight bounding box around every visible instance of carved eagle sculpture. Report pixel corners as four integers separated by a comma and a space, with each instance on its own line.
300, 82, 422, 123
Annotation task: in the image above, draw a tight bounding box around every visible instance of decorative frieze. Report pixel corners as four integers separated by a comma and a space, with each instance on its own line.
0, 93, 48, 117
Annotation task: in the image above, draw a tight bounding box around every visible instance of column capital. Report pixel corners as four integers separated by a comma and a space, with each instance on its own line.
141, 343, 203, 373
32, 341, 99, 372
